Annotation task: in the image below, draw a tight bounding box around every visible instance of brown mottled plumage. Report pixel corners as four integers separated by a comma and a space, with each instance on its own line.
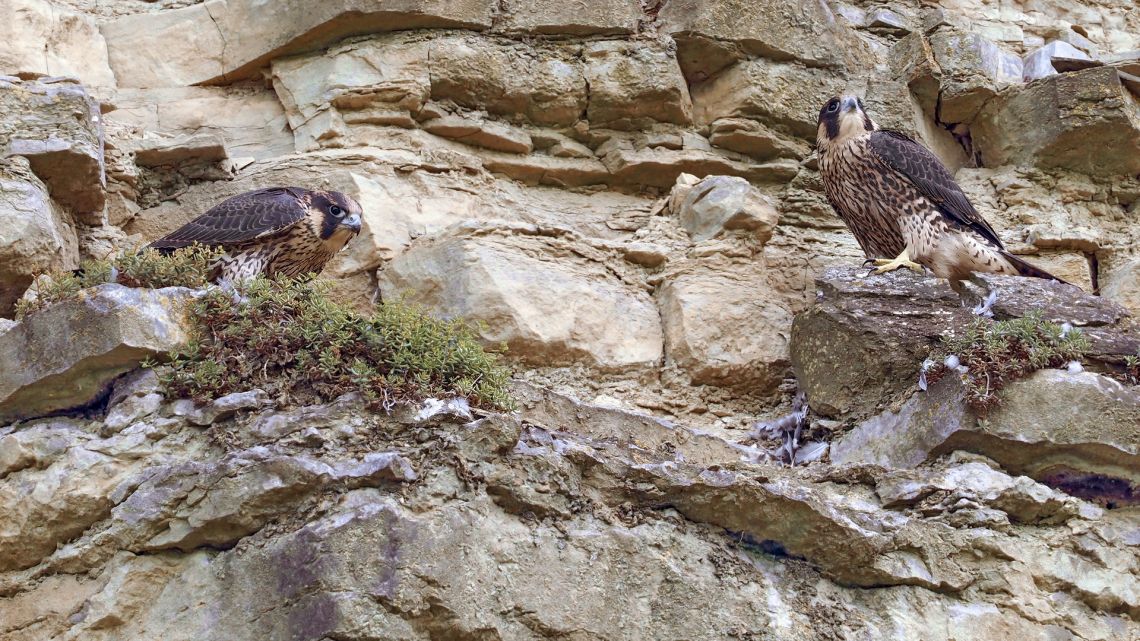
148, 187, 362, 282
815, 95, 1063, 293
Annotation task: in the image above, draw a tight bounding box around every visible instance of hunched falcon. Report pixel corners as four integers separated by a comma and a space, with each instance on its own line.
148, 187, 362, 282
815, 95, 1063, 308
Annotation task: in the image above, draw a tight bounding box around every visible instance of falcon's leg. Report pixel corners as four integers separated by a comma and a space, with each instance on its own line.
951, 276, 998, 317
865, 249, 925, 275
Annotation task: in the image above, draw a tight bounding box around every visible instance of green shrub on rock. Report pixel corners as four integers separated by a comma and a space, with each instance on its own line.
15, 245, 222, 318
156, 277, 515, 411
925, 311, 1090, 415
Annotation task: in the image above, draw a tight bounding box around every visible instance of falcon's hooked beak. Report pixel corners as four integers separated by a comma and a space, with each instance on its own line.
840, 96, 859, 113
341, 212, 362, 235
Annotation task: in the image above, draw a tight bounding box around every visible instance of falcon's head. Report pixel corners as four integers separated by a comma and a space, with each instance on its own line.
310, 190, 363, 241
816, 95, 876, 148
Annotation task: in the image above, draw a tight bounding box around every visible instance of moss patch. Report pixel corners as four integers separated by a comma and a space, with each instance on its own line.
926, 311, 1090, 415
154, 277, 515, 411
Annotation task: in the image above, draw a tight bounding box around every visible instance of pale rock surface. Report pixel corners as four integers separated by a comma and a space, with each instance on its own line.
101, 0, 497, 87
707, 117, 811, 161
428, 34, 586, 127
0, 0, 116, 88
582, 40, 693, 128
659, 263, 793, 393
104, 85, 295, 160
1099, 256, 1140, 313
1023, 40, 1094, 80
0, 77, 105, 218
377, 224, 664, 369
495, 0, 641, 36
421, 114, 533, 153
928, 27, 1024, 124
132, 133, 228, 167
0, 158, 80, 317
673, 175, 779, 242
660, 0, 872, 77
691, 59, 845, 141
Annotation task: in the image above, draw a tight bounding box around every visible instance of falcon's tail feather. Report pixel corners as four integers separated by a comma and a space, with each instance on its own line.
1001, 251, 1069, 285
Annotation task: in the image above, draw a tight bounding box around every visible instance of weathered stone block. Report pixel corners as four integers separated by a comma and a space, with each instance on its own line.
422, 115, 533, 154
104, 86, 295, 161
660, 0, 868, 76
0, 158, 79, 317
0, 0, 115, 87
691, 59, 844, 140
707, 118, 810, 161
429, 35, 587, 126
583, 40, 692, 128
103, 0, 496, 87
0, 285, 195, 422
973, 66, 1140, 175
929, 28, 1023, 123
791, 266, 1133, 419
1023, 41, 1092, 81
496, 0, 641, 35
377, 225, 663, 369
0, 77, 105, 217
674, 175, 779, 242
659, 266, 792, 392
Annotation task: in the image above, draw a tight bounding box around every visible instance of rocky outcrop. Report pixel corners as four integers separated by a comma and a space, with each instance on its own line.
377, 223, 664, 370
3, 1, 1140, 638
1, 0, 115, 88
832, 370, 1140, 507
791, 266, 1136, 419
0, 158, 80, 316
101, 0, 497, 88
0, 77, 105, 218
1, 380, 1137, 639
793, 266, 1139, 508
0, 285, 195, 423
973, 66, 1140, 174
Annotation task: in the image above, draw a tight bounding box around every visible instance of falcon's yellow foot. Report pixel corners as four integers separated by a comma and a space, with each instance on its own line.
866, 252, 924, 276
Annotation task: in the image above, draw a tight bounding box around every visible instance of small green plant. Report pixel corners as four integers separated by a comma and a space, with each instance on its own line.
925, 311, 1090, 415
1121, 354, 1140, 385
14, 245, 223, 319
156, 277, 515, 411
114, 245, 222, 289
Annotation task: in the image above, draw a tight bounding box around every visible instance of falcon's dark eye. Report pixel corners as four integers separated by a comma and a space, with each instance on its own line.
827, 100, 839, 113
329, 205, 344, 217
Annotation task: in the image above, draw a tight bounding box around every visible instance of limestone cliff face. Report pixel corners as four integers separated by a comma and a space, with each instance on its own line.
1, 1, 1139, 640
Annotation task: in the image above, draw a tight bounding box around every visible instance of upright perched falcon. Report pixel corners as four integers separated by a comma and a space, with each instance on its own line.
815, 95, 1062, 306
148, 187, 362, 282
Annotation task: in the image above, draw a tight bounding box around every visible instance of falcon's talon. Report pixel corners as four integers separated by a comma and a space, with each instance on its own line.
869, 251, 924, 276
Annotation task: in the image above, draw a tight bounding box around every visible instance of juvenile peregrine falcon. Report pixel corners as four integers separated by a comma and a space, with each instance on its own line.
148, 187, 362, 282
815, 95, 1062, 304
